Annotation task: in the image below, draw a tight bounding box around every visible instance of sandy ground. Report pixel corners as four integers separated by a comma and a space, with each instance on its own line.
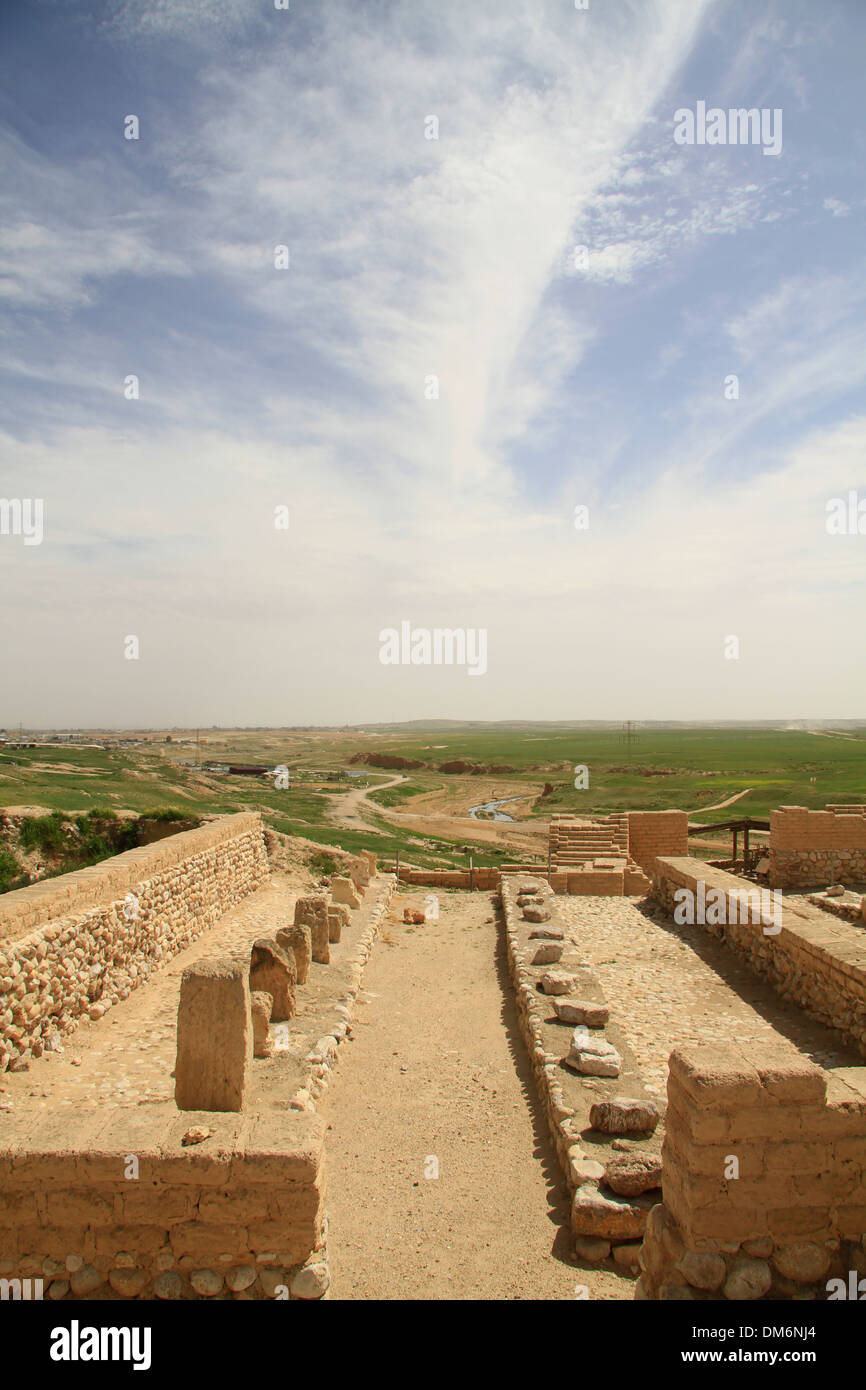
321, 890, 632, 1301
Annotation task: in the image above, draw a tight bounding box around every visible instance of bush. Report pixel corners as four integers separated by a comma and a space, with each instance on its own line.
0, 845, 25, 893
309, 851, 339, 876
18, 812, 67, 855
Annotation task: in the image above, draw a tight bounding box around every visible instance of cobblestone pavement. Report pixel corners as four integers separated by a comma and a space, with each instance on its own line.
558, 897, 859, 1103
0, 872, 308, 1114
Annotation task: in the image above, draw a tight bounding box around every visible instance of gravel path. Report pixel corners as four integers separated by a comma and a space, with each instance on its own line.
321, 890, 631, 1300
557, 897, 859, 1102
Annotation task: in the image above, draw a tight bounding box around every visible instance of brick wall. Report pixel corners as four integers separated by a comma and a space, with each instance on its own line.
770, 806, 866, 888
0, 814, 269, 1071
625, 811, 689, 874
396, 868, 500, 890
0, 1106, 326, 1299
565, 869, 623, 896
639, 1044, 866, 1299
651, 856, 866, 1058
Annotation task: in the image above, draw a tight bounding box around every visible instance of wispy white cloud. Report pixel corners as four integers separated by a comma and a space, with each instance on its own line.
2, 0, 865, 723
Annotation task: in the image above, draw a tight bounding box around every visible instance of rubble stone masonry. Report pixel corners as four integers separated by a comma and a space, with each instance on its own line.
0, 814, 269, 1071
770, 806, 866, 889
0, 1106, 326, 1300
638, 1044, 866, 1300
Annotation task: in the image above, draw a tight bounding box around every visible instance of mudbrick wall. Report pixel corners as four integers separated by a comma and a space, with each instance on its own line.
0, 814, 269, 1071
638, 1044, 866, 1300
396, 868, 500, 890
626, 811, 689, 875
0, 1107, 326, 1300
770, 806, 866, 889
651, 857, 866, 1059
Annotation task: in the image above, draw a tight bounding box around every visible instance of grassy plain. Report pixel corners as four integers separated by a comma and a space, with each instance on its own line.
1, 725, 864, 873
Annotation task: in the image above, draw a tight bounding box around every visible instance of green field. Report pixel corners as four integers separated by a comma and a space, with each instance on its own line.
0, 743, 503, 872
2, 726, 864, 879
332, 726, 866, 822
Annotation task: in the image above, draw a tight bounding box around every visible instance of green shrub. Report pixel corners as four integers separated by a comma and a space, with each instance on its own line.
309, 851, 339, 876
0, 845, 25, 893
18, 812, 67, 855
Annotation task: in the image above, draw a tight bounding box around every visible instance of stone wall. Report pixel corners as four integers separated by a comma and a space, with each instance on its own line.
0, 1106, 326, 1300
651, 856, 866, 1058
638, 1044, 866, 1300
395, 868, 500, 890
500, 876, 662, 1270
770, 806, 866, 889
0, 814, 268, 1071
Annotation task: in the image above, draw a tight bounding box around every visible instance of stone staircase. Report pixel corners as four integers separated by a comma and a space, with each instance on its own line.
550, 814, 629, 868
548, 814, 650, 896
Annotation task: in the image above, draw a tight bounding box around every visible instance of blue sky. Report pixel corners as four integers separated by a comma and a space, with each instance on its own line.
1, 0, 864, 726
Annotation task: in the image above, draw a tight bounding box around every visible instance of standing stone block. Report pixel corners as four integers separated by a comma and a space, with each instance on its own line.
277, 925, 310, 985
349, 859, 369, 892
251, 991, 274, 1058
175, 958, 251, 1112
293, 896, 330, 965
359, 850, 377, 877
331, 877, 360, 909
310, 917, 329, 964
249, 939, 296, 1022
327, 903, 350, 943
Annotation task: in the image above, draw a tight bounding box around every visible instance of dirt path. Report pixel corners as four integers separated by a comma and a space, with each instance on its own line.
321, 890, 631, 1300
691, 787, 753, 814
327, 774, 407, 832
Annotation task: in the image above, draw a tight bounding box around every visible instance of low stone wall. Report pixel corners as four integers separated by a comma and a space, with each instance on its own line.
0, 814, 269, 1071
395, 868, 500, 890
0, 1106, 326, 1300
770, 806, 866, 889
289, 875, 397, 1113
638, 1044, 866, 1300
500, 878, 662, 1269
651, 856, 866, 1059
565, 868, 623, 896
807, 888, 866, 926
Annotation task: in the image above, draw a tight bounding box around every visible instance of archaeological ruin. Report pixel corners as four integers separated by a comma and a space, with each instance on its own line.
1, 802, 865, 1301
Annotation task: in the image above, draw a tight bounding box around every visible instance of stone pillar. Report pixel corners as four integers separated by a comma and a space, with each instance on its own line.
349, 858, 369, 893
331, 877, 360, 909
251, 990, 274, 1058
294, 896, 330, 965
175, 958, 252, 1112
327, 903, 350, 943
249, 939, 296, 1022
277, 924, 311, 984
